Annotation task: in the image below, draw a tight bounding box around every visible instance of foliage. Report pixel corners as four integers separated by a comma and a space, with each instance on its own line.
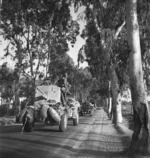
0, 63, 14, 81
0, 104, 9, 117
0, 0, 80, 105
1, 0, 80, 80
0, 63, 14, 100
0, 104, 15, 117
76, 0, 130, 92
49, 53, 74, 81
137, 1, 150, 92
69, 67, 94, 101
19, 76, 33, 98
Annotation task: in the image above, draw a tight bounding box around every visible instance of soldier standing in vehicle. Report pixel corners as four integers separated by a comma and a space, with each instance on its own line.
57, 73, 71, 106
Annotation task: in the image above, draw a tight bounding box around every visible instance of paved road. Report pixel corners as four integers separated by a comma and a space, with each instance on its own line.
0, 109, 134, 158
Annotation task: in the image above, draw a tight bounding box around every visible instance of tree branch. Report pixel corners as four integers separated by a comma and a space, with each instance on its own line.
114, 20, 126, 40
22, 69, 31, 78
23, 34, 27, 41
35, 56, 41, 80
89, 6, 101, 34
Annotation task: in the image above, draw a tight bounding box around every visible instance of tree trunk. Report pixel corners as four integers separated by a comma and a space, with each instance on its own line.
126, 0, 150, 153
14, 37, 22, 115
116, 91, 123, 123
107, 81, 112, 119
14, 79, 20, 115
108, 65, 123, 124
91, 6, 124, 125
108, 97, 112, 118
0, 0, 2, 24
31, 78, 36, 105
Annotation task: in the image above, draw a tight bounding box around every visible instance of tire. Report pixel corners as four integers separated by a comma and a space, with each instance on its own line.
73, 112, 79, 126
79, 111, 83, 116
45, 117, 52, 125
16, 115, 20, 123
90, 109, 94, 116
59, 113, 68, 132
23, 120, 34, 132
45, 116, 58, 126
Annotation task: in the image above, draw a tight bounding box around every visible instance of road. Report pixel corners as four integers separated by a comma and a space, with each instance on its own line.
0, 109, 133, 158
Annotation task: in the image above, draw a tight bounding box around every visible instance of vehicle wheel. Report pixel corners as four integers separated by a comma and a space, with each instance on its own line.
16, 115, 20, 123
79, 111, 83, 116
90, 110, 94, 116
23, 120, 34, 132
73, 112, 79, 126
59, 113, 68, 132
45, 117, 52, 125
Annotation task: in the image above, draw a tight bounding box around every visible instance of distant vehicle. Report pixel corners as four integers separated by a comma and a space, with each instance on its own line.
19, 85, 79, 132
67, 97, 81, 111
79, 101, 95, 116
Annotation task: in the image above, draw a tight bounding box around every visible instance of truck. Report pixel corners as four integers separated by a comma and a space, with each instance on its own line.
19, 85, 79, 132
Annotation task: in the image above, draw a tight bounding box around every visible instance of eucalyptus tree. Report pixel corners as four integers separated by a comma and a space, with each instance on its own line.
76, 0, 150, 154
139, 2, 150, 94
1, 0, 79, 80
1, 1, 50, 109
69, 66, 93, 101
126, 0, 150, 154
48, 52, 75, 82
76, 0, 127, 124
0, 0, 2, 24
1, 0, 79, 111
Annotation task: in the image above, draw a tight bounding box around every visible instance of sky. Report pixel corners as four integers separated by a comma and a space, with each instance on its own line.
0, 37, 14, 66
68, 5, 88, 67
0, 5, 88, 68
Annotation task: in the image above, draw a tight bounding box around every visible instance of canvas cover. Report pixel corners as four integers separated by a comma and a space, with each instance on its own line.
35, 85, 61, 103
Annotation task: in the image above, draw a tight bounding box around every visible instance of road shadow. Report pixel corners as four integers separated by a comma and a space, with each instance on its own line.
0, 136, 73, 151
79, 122, 110, 125
0, 123, 45, 134
35, 128, 60, 132
72, 149, 128, 158
0, 125, 22, 134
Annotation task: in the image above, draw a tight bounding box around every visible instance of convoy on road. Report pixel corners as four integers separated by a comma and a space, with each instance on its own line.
18, 84, 96, 133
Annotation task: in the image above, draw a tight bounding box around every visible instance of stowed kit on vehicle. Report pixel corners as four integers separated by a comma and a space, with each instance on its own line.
19, 85, 79, 132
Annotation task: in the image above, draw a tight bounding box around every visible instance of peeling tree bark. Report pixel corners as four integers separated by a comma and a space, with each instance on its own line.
126, 0, 150, 153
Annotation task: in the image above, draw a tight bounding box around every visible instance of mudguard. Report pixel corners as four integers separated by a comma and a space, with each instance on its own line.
48, 107, 61, 123
19, 106, 35, 123
40, 104, 49, 122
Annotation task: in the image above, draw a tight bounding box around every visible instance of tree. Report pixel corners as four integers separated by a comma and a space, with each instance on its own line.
138, 1, 150, 94
69, 67, 93, 101
0, 0, 2, 24
126, 0, 150, 154
76, 0, 150, 153
48, 52, 75, 82
1, 0, 80, 110
0, 63, 14, 101
76, 0, 127, 124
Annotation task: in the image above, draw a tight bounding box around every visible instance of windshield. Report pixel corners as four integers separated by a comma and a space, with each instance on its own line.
35, 85, 61, 103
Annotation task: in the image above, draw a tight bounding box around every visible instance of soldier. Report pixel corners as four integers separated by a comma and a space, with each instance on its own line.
56, 73, 71, 106
63, 73, 71, 95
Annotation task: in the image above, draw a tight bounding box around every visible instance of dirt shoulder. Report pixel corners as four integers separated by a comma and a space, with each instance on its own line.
0, 116, 16, 126
71, 109, 133, 158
